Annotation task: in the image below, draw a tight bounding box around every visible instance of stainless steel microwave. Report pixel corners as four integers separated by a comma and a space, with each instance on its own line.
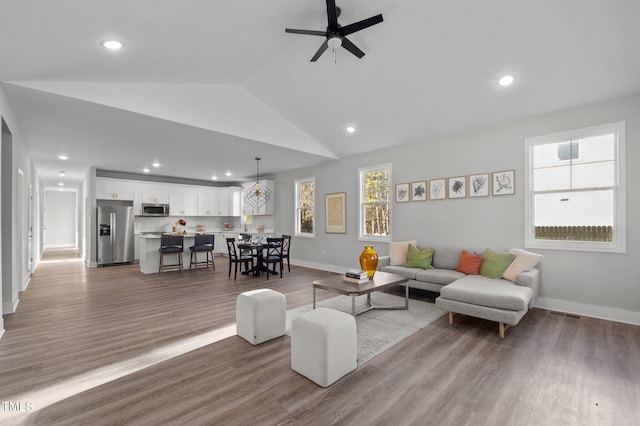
141, 203, 170, 217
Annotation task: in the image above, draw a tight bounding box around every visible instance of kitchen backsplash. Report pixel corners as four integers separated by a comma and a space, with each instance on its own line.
134, 215, 275, 234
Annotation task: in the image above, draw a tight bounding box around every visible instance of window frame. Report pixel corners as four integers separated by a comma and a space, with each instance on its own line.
524, 121, 626, 253
358, 163, 392, 242
294, 176, 315, 238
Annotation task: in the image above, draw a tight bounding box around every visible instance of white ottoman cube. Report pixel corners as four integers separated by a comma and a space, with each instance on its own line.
236, 289, 286, 345
291, 307, 357, 387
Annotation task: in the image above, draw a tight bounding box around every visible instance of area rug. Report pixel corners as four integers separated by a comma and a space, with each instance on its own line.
286, 293, 446, 365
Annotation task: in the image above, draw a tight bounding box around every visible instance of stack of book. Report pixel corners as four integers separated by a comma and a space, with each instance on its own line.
344, 269, 369, 284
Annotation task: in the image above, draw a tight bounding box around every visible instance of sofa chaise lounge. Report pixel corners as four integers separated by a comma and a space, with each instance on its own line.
377, 246, 541, 337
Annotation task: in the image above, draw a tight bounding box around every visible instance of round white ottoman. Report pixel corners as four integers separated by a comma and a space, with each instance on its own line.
291, 307, 357, 387
236, 289, 286, 345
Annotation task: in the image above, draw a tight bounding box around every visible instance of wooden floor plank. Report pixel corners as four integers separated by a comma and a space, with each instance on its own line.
1, 248, 639, 425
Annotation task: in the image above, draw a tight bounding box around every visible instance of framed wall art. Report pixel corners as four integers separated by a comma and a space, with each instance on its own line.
492, 170, 515, 195
468, 173, 490, 197
325, 192, 346, 233
411, 181, 427, 201
429, 178, 446, 200
395, 183, 410, 203
448, 176, 467, 199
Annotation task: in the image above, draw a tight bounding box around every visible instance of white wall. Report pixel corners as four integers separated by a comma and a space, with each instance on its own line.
0, 84, 37, 319
274, 92, 640, 325
44, 190, 77, 247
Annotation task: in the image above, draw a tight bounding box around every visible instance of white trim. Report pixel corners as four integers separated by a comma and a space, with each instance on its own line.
294, 176, 315, 238
288, 259, 640, 326
3, 298, 20, 314
358, 163, 392, 242
535, 297, 640, 326
524, 121, 626, 253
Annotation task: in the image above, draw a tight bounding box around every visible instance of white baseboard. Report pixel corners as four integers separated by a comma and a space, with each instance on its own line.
2, 298, 19, 315
0, 326, 4, 341
291, 259, 640, 326
290, 258, 350, 275
536, 297, 640, 326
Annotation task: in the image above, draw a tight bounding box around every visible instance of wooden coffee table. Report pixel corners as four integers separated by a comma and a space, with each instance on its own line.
312, 271, 409, 316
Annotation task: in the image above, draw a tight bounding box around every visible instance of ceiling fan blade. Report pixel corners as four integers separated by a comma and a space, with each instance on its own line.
341, 14, 384, 36
341, 37, 365, 58
326, 0, 339, 29
310, 40, 329, 62
285, 28, 327, 37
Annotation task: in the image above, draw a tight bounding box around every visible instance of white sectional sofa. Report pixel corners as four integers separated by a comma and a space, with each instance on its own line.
377, 246, 540, 338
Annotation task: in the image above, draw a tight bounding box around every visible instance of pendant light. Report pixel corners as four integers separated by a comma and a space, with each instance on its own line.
244, 157, 271, 210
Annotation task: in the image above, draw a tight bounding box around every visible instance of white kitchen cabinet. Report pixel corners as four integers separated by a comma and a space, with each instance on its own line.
142, 191, 169, 204
213, 232, 226, 254
197, 189, 219, 216
242, 180, 275, 216
170, 190, 198, 216
96, 178, 134, 201
230, 187, 242, 216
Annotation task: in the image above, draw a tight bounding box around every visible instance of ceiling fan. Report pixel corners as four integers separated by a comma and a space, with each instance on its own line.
285, 0, 383, 62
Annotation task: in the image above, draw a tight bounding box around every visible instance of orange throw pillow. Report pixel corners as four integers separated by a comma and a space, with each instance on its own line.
456, 250, 483, 275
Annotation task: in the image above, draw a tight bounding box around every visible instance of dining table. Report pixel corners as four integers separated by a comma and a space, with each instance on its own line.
237, 241, 281, 277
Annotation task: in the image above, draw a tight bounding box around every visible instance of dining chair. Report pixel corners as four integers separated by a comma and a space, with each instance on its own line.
226, 237, 254, 280
158, 235, 184, 272
189, 234, 215, 270
264, 237, 284, 280
281, 234, 292, 272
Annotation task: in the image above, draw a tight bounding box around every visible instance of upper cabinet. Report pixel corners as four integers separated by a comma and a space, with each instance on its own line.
242, 180, 275, 216
96, 178, 134, 201
170, 189, 198, 216
141, 190, 170, 204
95, 178, 245, 217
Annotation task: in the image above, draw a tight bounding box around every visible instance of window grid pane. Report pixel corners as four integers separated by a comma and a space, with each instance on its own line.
361, 166, 391, 239
525, 121, 624, 251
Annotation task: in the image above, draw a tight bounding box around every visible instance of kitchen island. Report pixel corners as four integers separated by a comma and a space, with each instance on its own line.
137, 234, 200, 274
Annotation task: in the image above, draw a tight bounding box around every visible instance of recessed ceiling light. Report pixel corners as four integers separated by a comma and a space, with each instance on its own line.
143, 168, 150, 173
498, 75, 515, 87
101, 40, 124, 50
225, 171, 232, 177
58, 182, 64, 186
152, 162, 160, 168
346, 126, 356, 134
211, 175, 218, 180
59, 171, 65, 176
58, 154, 68, 160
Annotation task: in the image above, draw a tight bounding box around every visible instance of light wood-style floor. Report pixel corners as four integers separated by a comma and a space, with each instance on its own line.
1, 248, 639, 425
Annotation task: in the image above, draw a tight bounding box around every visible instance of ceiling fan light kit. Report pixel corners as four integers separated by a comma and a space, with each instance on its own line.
285, 0, 383, 62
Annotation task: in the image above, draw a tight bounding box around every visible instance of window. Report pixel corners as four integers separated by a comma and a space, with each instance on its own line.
295, 177, 315, 237
524, 121, 626, 252
359, 164, 391, 241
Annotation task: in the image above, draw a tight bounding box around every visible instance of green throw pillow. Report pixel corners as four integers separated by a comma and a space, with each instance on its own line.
404, 244, 433, 269
479, 248, 515, 279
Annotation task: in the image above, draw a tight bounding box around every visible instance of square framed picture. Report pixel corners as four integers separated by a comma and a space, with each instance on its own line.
411, 181, 427, 201
429, 178, 446, 200
395, 183, 410, 203
492, 170, 515, 195
468, 173, 490, 197
447, 176, 467, 199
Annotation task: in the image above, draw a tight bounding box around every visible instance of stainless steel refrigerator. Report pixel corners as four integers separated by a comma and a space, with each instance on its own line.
97, 200, 135, 265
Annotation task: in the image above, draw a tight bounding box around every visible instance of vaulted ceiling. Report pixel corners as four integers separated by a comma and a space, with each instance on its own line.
2, 0, 639, 189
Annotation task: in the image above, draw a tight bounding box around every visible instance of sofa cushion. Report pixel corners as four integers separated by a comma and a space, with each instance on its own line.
440, 275, 532, 311
389, 240, 418, 266
432, 247, 462, 270
456, 250, 483, 275
479, 248, 515, 279
415, 268, 466, 285
380, 265, 423, 280
404, 244, 433, 269
503, 248, 543, 282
